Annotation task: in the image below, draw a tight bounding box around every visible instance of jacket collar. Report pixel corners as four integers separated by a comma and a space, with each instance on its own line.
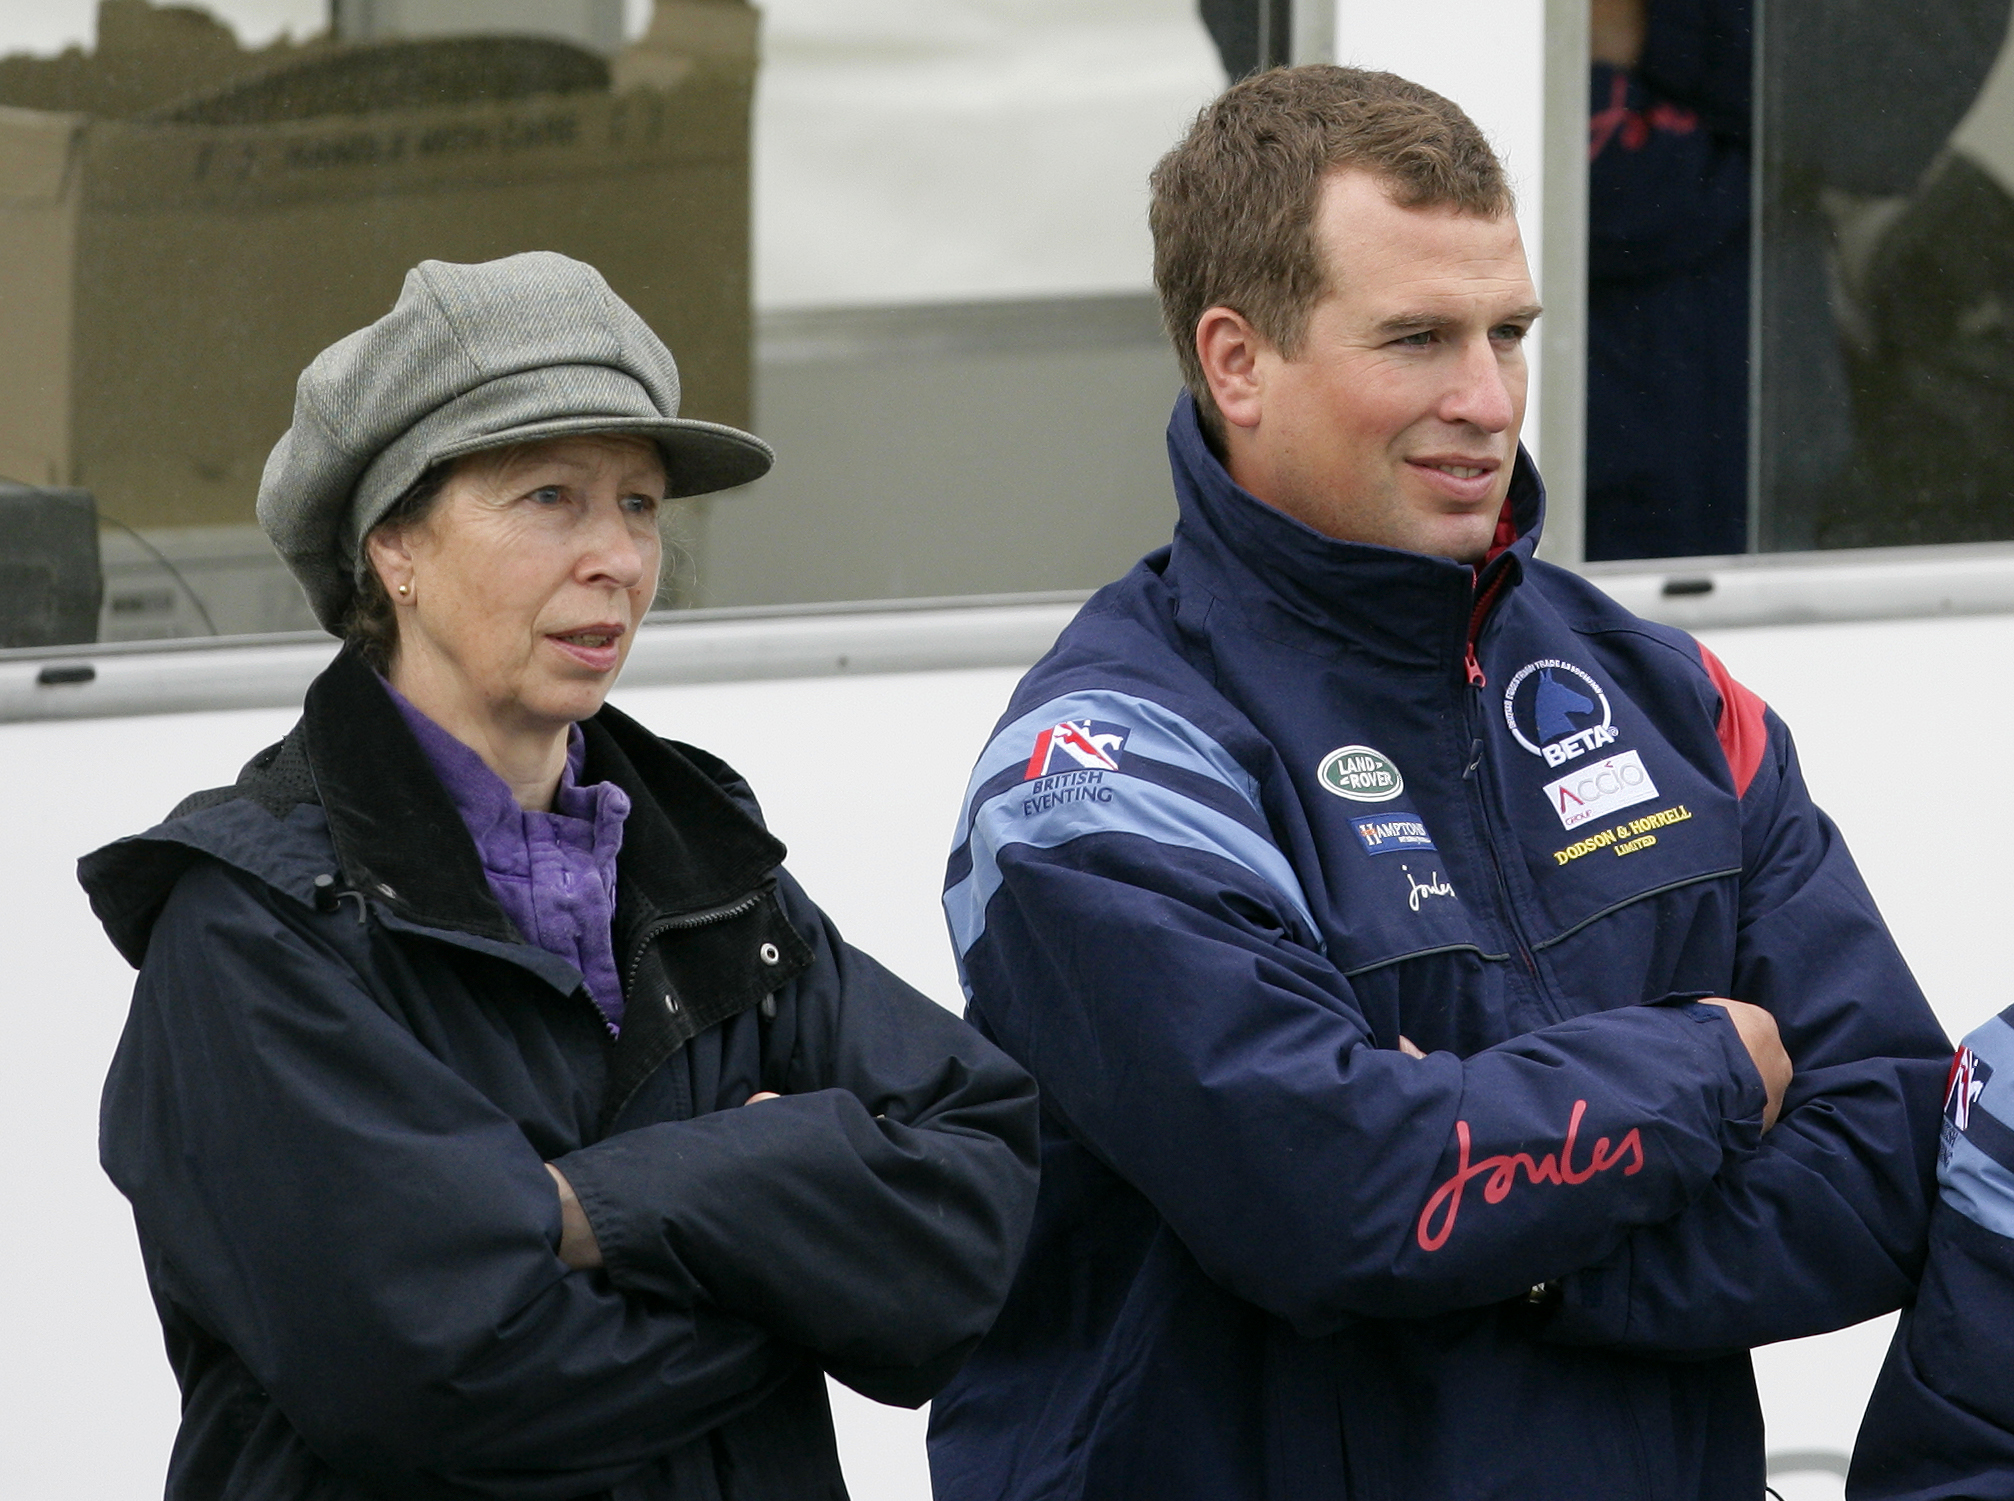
304, 646, 786, 946
1162, 393, 1545, 673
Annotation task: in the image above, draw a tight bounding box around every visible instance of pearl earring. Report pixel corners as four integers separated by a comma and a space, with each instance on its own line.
397, 583, 410, 596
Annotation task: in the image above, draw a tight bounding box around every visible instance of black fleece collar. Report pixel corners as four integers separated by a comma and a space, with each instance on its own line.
304, 647, 787, 944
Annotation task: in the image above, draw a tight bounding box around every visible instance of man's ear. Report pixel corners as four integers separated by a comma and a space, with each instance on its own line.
1195, 306, 1268, 431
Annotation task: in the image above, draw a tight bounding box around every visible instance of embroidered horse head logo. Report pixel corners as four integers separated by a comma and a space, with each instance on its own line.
1534, 668, 1597, 744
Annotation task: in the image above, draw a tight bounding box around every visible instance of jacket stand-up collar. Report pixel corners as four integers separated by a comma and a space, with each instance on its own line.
1162, 393, 1546, 674
305, 647, 789, 948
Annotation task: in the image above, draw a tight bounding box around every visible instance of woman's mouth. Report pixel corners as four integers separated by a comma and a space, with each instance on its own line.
547, 627, 625, 671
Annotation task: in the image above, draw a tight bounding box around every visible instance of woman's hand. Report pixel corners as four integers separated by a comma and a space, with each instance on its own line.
548, 1096, 775, 1270
546, 1163, 604, 1270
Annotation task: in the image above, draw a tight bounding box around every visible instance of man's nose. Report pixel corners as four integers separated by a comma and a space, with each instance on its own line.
1441, 336, 1518, 434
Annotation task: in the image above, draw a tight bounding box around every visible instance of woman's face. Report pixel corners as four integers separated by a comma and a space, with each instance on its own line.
371, 434, 667, 737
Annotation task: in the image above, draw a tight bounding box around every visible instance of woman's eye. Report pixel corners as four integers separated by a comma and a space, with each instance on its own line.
530, 485, 565, 506
623, 492, 662, 516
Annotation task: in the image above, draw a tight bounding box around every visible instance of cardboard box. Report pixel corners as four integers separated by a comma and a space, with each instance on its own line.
0, 4, 754, 534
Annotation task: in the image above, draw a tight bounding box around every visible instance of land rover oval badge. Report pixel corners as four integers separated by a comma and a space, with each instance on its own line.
1318, 745, 1404, 802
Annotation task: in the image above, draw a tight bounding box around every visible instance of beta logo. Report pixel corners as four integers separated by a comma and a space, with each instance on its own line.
1318, 745, 1404, 802
1503, 659, 1620, 766
1024, 719, 1130, 781
1543, 749, 1659, 830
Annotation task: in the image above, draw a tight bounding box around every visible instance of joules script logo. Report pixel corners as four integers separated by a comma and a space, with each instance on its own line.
1416, 1100, 1645, 1252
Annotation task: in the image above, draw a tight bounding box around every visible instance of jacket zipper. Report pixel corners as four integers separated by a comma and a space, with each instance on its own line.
620, 889, 766, 1002
1458, 568, 1550, 1000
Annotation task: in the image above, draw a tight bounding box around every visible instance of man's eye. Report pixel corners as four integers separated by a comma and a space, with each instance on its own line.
1395, 330, 1435, 347
1492, 324, 1531, 343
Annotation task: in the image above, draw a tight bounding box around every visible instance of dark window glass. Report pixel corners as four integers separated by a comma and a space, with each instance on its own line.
1584, 0, 2014, 561
1755, 0, 2014, 551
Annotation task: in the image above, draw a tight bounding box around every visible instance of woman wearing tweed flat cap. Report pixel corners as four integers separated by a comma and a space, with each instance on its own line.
79, 252, 1038, 1501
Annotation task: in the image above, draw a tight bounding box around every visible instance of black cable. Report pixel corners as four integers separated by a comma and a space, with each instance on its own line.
92, 510, 222, 637
2, 477, 220, 637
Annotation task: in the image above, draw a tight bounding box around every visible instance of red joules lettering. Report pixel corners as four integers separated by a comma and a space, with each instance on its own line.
1416, 1099, 1645, 1252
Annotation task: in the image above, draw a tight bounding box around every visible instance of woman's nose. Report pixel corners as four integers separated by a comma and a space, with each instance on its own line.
578, 499, 651, 589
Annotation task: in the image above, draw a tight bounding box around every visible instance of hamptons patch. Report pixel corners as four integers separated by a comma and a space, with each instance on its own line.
1352, 813, 1436, 856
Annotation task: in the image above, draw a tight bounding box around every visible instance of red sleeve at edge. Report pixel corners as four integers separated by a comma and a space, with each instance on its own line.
1695, 643, 1769, 799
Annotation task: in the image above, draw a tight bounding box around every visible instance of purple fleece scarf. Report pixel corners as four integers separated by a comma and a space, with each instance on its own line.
386, 684, 632, 1034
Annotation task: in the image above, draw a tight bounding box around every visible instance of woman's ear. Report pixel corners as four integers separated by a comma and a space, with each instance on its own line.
363, 522, 417, 602
1195, 306, 1269, 432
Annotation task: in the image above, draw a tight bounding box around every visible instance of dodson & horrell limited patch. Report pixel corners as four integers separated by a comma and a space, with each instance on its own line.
1318, 745, 1404, 802
1503, 659, 1620, 767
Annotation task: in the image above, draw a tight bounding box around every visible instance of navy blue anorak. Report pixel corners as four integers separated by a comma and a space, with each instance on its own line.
1851, 1003, 2014, 1498
81, 650, 1039, 1501
931, 397, 1950, 1501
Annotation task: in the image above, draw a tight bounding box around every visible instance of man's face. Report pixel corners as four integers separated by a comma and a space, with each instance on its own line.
1208, 169, 1541, 564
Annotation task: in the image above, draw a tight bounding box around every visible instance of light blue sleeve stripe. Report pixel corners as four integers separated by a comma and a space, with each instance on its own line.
952, 688, 1263, 849
1942, 1129, 2014, 1241
944, 772, 1318, 959
1959, 1013, 2014, 1078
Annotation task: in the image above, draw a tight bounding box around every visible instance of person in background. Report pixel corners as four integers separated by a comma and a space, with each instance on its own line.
1583, 0, 2009, 559
1583, 0, 1752, 561
1850, 1007, 2014, 1496
929, 66, 1950, 1501
79, 252, 1038, 1501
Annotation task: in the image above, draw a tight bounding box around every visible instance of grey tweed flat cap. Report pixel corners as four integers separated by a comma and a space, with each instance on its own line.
257, 251, 774, 631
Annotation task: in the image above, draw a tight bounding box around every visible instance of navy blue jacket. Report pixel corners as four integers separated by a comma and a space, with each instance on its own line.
930, 397, 1950, 1500
80, 649, 1039, 1501
1851, 1007, 2014, 1498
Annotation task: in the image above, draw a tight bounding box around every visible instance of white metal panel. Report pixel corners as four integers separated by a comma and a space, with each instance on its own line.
5, 607, 2003, 1495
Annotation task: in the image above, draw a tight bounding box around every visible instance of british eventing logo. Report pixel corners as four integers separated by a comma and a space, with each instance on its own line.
1947, 1046, 1993, 1133
1503, 659, 1619, 766
1024, 718, 1130, 781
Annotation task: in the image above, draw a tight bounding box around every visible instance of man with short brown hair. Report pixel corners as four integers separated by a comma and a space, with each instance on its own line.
933, 66, 1948, 1499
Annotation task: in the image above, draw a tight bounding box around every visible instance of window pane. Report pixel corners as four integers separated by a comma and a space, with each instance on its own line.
0, 0, 1221, 647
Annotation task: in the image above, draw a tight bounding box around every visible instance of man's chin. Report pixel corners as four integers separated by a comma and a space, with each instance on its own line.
1405, 516, 1501, 567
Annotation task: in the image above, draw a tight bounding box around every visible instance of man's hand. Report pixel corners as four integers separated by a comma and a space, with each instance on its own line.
546, 1163, 603, 1270
1699, 999, 1791, 1131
